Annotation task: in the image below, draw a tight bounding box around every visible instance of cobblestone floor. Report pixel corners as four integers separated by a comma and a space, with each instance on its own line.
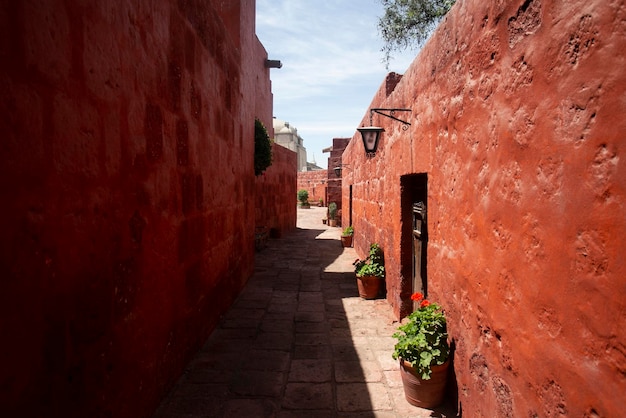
153, 206, 458, 417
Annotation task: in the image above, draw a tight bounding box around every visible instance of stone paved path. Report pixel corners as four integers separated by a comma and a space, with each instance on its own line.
153, 207, 457, 417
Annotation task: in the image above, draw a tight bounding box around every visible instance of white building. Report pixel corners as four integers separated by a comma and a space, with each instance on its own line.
272, 117, 308, 171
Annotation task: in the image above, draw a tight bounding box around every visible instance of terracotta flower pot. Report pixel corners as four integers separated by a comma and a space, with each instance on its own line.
356, 275, 382, 299
400, 359, 449, 408
341, 235, 353, 247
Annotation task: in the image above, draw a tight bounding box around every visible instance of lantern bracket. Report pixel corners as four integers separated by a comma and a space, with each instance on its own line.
334, 164, 351, 177
369, 108, 411, 128
356, 108, 411, 157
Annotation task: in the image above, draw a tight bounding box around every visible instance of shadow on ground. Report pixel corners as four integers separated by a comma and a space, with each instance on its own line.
154, 207, 459, 417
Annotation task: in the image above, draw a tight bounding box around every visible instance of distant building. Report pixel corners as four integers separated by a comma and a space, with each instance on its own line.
323, 137, 350, 216
306, 161, 324, 171
306, 153, 324, 171
273, 117, 307, 171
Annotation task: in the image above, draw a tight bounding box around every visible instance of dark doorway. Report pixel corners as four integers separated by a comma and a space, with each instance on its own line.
349, 185, 353, 227
400, 174, 428, 318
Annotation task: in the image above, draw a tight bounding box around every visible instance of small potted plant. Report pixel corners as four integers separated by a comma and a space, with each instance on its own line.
392, 292, 450, 408
318, 198, 324, 207
297, 189, 310, 209
341, 226, 354, 247
353, 243, 385, 299
328, 202, 337, 226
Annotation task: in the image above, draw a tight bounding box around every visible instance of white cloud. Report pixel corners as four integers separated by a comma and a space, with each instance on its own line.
257, 0, 419, 168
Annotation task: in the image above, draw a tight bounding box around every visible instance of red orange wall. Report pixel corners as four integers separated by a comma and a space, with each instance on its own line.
327, 137, 351, 211
297, 170, 328, 204
256, 143, 298, 236
343, 0, 625, 415
0, 1, 277, 417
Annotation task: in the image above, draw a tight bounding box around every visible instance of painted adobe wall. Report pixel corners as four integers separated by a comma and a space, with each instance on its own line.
327, 137, 351, 211
297, 170, 328, 205
255, 143, 298, 237
252, 58, 297, 238
0, 0, 274, 417
343, 0, 625, 415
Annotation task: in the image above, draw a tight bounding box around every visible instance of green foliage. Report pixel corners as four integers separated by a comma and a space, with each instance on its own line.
392, 293, 449, 379
297, 189, 309, 204
328, 202, 337, 220
254, 119, 272, 176
342, 226, 354, 236
354, 243, 385, 278
378, 0, 456, 67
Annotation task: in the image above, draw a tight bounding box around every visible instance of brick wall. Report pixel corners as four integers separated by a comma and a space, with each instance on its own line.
0, 1, 275, 417
342, 0, 626, 415
297, 170, 328, 205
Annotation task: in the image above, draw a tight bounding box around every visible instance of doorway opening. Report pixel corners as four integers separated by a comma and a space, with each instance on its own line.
349, 185, 353, 227
400, 173, 428, 318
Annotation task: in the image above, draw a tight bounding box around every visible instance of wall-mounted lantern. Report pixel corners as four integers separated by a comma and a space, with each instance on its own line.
356, 108, 411, 157
333, 164, 351, 177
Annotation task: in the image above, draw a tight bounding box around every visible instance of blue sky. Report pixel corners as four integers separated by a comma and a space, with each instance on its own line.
256, 0, 419, 169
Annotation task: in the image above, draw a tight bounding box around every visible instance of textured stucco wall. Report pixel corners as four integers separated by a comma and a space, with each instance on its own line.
343, 0, 625, 415
255, 143, 298, 236
0, 0, 274, 417
327, 137, 351, 212
297, 170, 328, 204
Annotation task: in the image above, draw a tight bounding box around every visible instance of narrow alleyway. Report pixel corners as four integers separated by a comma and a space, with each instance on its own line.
153, 207, 456, 417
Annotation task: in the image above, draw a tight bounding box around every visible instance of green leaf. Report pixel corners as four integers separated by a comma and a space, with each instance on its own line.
254, 119, 272, 176
378, 0, 457, 67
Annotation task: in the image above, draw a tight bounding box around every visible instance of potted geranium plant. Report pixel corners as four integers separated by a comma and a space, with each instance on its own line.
392, 292, 450, 408
341, 226, 353, 247
353, 243, 385, 299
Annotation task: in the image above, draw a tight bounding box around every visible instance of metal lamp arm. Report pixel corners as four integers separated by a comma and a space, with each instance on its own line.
370, 108, 412, 126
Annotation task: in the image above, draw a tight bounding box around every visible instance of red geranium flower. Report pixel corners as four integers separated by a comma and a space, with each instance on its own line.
411, 292, 424, 301
420, 299, 431, 308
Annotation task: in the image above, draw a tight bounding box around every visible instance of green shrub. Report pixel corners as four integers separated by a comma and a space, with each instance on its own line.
254, 119, 272, 176
353, 243, 385, 278
297, 189, 309, 204
328, 202, 337, 219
